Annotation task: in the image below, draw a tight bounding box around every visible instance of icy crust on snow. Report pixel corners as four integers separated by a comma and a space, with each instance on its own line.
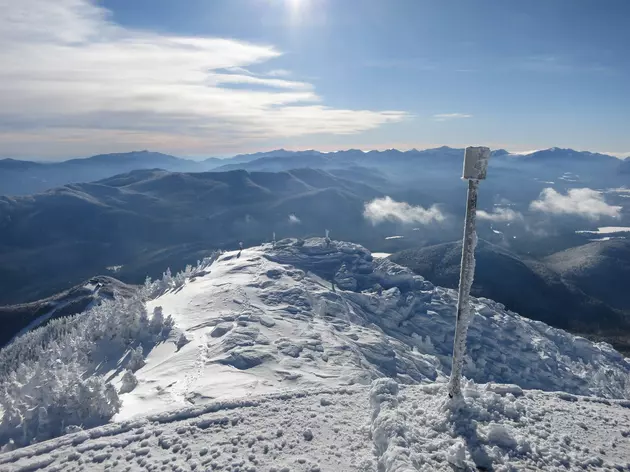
370, 379, 630, 471
2, 382, 630, 472
0, 387, 373, 472
117, 237, 630, 421
270, 238, 630, 398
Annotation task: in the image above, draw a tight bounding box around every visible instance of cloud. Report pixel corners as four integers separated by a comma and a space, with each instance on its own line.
0, 0, 408, 158
432, 113, 472, 122
530, 188, 621, 220
266, 69, 292, 77
363, 197, 445, 225
607, 187, 630, 194
477, 208, 524, 222
515, 55, 613, 74
288, 214, 301, 224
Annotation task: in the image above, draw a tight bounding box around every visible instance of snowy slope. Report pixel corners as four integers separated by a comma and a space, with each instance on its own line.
2, 237, 630, 471
114, 238, 629, 421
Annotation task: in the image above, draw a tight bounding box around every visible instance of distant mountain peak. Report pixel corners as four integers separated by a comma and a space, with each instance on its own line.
491, 149, 510, 157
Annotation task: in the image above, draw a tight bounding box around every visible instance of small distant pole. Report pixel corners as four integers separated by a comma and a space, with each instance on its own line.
272, 232, 276, 247
448, 146, 491, 399
325, 229, 331, 247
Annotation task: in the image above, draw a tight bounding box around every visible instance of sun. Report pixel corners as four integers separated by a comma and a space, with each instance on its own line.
285, 0, 310, 21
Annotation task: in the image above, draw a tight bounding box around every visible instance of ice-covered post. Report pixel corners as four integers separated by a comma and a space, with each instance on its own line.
448, 146, 491, 399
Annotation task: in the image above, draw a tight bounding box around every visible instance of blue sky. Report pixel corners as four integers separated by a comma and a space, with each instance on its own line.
1, 0, 629, 159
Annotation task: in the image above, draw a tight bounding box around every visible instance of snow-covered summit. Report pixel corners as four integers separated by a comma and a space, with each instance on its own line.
3, 238, 630, 470
116, 237, 629, 421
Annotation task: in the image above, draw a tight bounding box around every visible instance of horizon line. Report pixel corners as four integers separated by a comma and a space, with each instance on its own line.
2, 146, 628, 163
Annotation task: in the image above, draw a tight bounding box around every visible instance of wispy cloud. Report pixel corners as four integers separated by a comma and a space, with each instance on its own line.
363, 197, 445, 225
515, 55, 613, 74
432, 113, 472, 122
288, 214, 301, 224
266, 69, 292, 77
478, 208, 524, 222
0, 0, 408, 158
530, 188, 621, 220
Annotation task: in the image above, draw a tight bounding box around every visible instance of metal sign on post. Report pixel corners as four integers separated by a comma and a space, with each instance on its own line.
448, 146, 491, 399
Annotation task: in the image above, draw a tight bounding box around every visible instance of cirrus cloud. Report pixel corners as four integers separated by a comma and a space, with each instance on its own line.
0, 0, 408, 159
530, 188, 621, 220
363, 197, 445, 225
432, 113, 472, 122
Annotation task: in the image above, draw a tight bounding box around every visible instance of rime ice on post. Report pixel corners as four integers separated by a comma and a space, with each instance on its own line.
448, 146, 491, 399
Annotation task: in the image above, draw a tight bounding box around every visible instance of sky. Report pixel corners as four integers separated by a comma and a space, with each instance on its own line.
1, 0, 629, 160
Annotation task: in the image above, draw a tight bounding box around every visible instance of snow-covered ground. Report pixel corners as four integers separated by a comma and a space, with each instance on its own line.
2, 381, 630, 471
109, 239, 629, 421
2, 237, 630, 470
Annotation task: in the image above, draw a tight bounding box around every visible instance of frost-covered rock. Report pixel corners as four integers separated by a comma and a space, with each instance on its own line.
210, 322, 232, 338
333, 263, 357, 291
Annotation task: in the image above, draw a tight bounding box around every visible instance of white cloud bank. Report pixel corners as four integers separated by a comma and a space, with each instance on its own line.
364, 197, 445, 225
432, 113, 472, 122
0, 0, 408, 158
530, 188, 621, 220
477, 208, 524, 222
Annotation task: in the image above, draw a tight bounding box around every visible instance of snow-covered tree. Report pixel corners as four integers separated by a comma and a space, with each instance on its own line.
127, 345, 145, 372
119, 370, 138, 394
0, 251, 221, 448
176, 332, 190, 351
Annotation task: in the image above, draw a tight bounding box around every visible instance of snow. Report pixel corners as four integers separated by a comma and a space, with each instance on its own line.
491, 229, 502, 234
107, 237, 630, 422
369, 381, 630, 471
3, 237, 630, 470
385, 236, 404, 240
2, 381, 630, 472
577, 226, 630, 235
370, 252, 391, 259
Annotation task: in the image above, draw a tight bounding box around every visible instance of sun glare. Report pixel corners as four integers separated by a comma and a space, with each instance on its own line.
285, 0, 309, 22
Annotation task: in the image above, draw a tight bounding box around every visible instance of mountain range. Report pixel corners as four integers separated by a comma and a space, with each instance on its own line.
2, 147, 628, 196
1, 146, 629, 353
0, 168, 383, 304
